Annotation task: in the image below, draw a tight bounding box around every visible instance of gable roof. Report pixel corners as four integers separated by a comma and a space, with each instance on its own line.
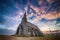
26, 22, 40, 31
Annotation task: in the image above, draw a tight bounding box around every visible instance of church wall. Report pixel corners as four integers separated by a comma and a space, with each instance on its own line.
21, 23, 30, 36
25, 26, 31, 36
21, 24, 26, 36
17, 24, 42, 36
18, 27, 21, 35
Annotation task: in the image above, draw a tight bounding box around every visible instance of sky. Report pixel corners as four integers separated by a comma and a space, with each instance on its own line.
0, 0, 60, 35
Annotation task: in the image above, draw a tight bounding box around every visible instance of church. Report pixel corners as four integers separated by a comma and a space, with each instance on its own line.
16, 12, 43, 36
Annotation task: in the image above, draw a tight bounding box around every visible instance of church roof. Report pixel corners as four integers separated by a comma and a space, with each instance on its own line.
26, 22, 40, 31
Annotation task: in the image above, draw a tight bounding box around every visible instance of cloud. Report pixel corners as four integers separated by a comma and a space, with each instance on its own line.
18, 11, 24, 16
42, 11, 60, 20
0, 17, 6, 24
55, 18, 60, 29
31, 11, 60, 23
32, 20, 56, 31
30, 5, 40, 13
0, 0, 60, 32
38, 0, 43, 5
7, 23, 19, 31
46, 0, 54, 3
0, 24, 7, 29
27, 3, 60, 23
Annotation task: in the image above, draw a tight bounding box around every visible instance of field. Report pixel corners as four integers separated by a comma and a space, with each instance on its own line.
0, 35, 60, 40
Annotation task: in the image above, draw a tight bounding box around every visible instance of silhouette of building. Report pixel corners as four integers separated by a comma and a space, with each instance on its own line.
16, 12, 43, 36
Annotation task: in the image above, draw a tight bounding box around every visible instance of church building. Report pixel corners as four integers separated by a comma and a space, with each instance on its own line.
16, 12, 43, 36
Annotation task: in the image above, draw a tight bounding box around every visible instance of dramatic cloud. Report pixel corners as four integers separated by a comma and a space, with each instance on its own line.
0, 0, 60, 35
42, 11, 60, 20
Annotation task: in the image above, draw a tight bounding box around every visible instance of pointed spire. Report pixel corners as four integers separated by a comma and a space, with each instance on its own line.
22, 11, 27, 22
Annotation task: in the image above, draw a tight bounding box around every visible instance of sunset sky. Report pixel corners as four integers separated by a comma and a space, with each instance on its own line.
0, 0, 60, 35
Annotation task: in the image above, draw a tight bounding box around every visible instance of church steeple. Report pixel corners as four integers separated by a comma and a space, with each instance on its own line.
22, 12, 27, 22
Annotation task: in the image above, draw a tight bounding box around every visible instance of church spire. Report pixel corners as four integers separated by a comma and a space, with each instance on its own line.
22, 12, 27, 22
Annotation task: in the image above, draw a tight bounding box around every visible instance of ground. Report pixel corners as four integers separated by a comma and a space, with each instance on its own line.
0, 35, 60, 40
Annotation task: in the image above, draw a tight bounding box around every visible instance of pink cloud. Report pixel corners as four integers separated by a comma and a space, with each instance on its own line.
27, 4, 60, 23
18, 11, 24, 16
42, 11, 60, 20
30, 5, 40, 13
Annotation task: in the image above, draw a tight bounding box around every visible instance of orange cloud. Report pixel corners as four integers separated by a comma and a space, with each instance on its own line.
24, 4, 60, 23
30, 4, 48, 15
29, 5, 60, 19
42, 11, 60, 20
30, 5, 40, 13
30, 10, 60, 23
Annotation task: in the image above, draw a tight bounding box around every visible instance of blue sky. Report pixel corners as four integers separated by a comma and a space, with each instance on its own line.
0, 0, 60, 35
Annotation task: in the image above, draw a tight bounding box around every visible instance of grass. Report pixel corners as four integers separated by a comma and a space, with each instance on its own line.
15, 36, 60, 40
0, 35, 60, 40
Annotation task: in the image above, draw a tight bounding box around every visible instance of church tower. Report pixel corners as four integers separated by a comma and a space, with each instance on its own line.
21, 12, 27, 22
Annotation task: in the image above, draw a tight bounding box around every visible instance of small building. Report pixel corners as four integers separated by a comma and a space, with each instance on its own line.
16, 12, 43, 36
